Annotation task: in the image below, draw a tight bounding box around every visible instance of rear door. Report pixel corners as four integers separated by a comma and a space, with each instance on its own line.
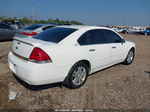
103, 29, 125, 63
78, 29, 111, 71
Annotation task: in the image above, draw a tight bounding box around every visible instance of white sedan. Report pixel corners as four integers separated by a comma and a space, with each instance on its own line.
8, 26, 135, 89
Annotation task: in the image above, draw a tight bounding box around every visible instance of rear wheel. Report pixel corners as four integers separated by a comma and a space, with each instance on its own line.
123, 49, 135, 65
63, 62, 88, 89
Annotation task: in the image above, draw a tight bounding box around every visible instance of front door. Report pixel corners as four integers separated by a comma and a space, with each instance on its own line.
103, 29, 125, 63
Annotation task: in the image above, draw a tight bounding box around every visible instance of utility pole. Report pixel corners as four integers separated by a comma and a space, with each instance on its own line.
32, 3, 34, 24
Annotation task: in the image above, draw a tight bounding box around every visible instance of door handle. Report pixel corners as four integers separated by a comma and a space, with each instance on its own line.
89, 49, 96, 52
112, 46, 116, 49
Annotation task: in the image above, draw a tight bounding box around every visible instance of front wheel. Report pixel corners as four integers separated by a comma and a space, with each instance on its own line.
125, 31, 128, 34
123, 49, 135, 65
63, 62, 88, 89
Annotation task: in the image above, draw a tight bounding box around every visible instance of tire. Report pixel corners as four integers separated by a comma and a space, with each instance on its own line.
125, 31, 128, 34
145, 33, 147, 35
63, 62, 88, 89
123, 49, 135, 65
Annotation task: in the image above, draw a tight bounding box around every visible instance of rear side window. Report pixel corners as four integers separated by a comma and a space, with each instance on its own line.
78, 29, 107, 45
103, 30, 122, 43
24, 24, 42, 30
33, 27, 77, 43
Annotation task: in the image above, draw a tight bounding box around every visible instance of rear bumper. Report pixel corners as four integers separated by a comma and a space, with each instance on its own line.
8, 51, 69, 85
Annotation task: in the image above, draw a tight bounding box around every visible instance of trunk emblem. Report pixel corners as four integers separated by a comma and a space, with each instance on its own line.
15, 47, 18, 49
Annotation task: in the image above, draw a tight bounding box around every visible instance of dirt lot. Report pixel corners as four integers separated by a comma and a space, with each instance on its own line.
0, 34, 150, 111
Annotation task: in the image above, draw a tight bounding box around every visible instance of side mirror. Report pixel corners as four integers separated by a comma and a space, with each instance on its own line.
121, 39, 125, 43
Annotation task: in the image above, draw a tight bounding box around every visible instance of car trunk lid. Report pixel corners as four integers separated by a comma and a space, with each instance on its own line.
12, 37, 55, 59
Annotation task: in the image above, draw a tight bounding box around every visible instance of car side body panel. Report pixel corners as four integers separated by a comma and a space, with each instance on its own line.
8, 26, 136, 86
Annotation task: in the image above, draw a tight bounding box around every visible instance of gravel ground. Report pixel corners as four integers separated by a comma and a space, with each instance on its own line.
0, 34, 150, 111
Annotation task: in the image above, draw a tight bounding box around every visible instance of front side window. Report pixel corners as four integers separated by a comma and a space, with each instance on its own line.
103, 30, 122, 43
78, 29, 107, 45
33, 27, 77, 43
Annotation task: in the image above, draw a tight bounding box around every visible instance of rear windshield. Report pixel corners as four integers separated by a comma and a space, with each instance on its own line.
33, 27, 77, 43
16, 22, 24, 27
24, 24, 42, 30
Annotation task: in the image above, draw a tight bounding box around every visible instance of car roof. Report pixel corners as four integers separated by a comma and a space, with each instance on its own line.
57, 25, 111, 30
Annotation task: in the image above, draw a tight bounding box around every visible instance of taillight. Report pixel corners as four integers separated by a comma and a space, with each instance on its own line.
29, 47, 51, 63
22, 32, 38, 36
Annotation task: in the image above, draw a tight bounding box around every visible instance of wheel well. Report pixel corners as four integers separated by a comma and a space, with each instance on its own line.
77, 60, 91, 73
131, 47, 135, 52
63, 60, 91, 85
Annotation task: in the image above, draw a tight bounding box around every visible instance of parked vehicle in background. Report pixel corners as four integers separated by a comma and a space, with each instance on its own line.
1, 20, 25, 29
16, 24, 56, 38
0, 22, 16, 41
8, 26, 136, 89
49, 22, 73, 26
122, 27, 143, 34
122, 28, 129, 34
140, 27, 150, 35
112, 27, 124, 33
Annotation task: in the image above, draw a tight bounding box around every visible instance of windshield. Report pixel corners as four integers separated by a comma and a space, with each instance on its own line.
33, 27, 77, 43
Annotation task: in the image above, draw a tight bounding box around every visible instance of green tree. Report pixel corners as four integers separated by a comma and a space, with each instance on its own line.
0, 16, 84, 25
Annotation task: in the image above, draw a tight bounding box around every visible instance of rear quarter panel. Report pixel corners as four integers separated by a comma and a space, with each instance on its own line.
41, 44, 92, 73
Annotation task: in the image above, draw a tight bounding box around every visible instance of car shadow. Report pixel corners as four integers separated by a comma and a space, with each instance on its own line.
145, 71, 150, 74
144, 71, 150, 79
0, 39, 13, 42
13, 73, 63, 91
